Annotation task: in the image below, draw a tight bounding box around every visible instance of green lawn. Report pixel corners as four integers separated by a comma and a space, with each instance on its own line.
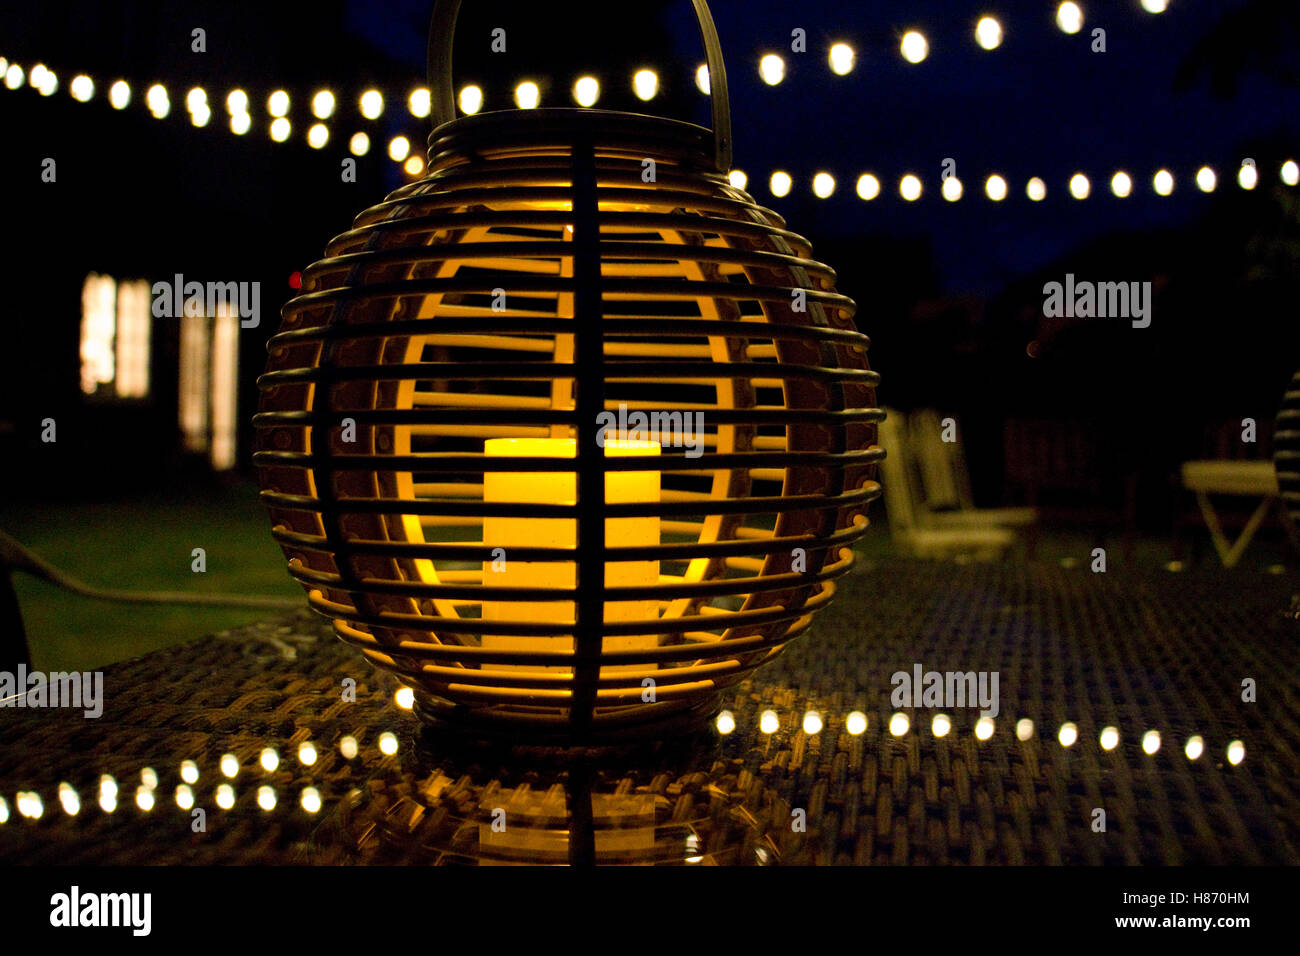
1, 481, 302, 672
3, 481, 1291, 673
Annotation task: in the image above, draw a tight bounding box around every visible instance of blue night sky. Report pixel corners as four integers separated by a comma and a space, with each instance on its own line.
349, 0, 1298, 296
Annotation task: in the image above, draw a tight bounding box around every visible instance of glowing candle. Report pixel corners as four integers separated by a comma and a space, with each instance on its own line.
482, 437, 660, 676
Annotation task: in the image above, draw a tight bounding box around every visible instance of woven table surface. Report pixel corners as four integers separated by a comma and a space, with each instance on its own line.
1, 558, 1296, 865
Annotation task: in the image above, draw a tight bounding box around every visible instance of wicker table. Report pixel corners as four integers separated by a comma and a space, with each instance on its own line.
1, 559, 1296, 865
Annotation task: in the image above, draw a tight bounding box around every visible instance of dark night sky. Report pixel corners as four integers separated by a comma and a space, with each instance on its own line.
344, 0, 1300, 294
0, 0, 1296, 494
1, 0, 1294, 297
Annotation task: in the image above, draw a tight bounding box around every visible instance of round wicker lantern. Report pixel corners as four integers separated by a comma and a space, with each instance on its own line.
254, 0, 881, 743
1275, 369, 1300, 546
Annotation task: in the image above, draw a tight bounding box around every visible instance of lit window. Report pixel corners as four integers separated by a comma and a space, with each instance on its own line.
80, 274, 151, 399
179, 301, 240, 470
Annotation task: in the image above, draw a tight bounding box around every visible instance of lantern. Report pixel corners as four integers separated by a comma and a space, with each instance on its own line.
1276, 369, 1300, 544
254, 0, 881, 743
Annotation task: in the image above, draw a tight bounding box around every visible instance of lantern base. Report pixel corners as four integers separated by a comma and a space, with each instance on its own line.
412, 693, 724, 748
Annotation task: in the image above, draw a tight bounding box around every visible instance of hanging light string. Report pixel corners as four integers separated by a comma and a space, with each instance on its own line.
5, 57, 1293, 195
1, 0, 1289, 190
0, 2, 1180, 116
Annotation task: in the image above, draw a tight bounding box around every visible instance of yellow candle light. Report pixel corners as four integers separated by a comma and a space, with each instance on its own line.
482, 437, 660, 676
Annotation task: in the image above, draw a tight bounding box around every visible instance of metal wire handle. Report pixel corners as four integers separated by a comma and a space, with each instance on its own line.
425, 0, 733, 171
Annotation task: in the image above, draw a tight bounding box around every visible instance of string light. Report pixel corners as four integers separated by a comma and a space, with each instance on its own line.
694, 64, 710, 95
98, 775, 118, 813
632, 69, 658, 101
856, 173, 881, 200
1110, 170, 1132, 197
58, 783, 81, 816
769, 170, 792, 197
1142, 730, 1161, 755
900, 173, 922, 200
180, 760, 200, 784
1281, 160, 1299, 186
974, 716, 995, 740
270, 117, 290, 142
1237, 162, 1257, 190
404, 155, 425, 176
226, 89, 248, 114
802, 711, 823, 734
985, 174, 1007, 200
1058, 722, 1078, 746
716, 710, 736, 734
268, 90, 289, 117
146, 83, 169, 118
359, 89, 383, 119
889, 712, 910, 736
298, 741, 319, 766
260, 748, 280, 772
900, 31, 929, 64
311, 89, 335, 119
1069, 172, 1090, 199
1184, 735, 1204, 760
1099, 726, 1119, 750
408, 87, 430, 117
760, 710, 780, 734
1015, 718, 1035, 740
349, 131, 370, 155
230, 111, 251, 135
846, 711, 868, 735
1153, 168, 1174, 195
108, 79, 130, 109
1195, 165, 1216, 192
975, 17, 1003, 50
30, 64, 54, 96
942, 176, 963, 201
1140, 0, 1168, 12
220, 753, 239, 778
378, 731, 399, 756
514, 81, 540, 109
388, 135, 411, 162
307, 123, 329, 149
301, 787, 322, 813
1057, 2, 1084, 35
932, 713, 952, 737
69, 74, 94, 102
759, 54, 785, 85
828, 43, 855, 75
458, 85, 482, 114
572, 75, 599, 107
3, 64, 23, 90
727, 169, 748, 190
812, 172, 836, 198
1226, 740, 1245, 765
1026, 177, 1047, 201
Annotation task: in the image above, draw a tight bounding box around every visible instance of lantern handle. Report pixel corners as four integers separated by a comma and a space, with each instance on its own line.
426, 0, 732, 172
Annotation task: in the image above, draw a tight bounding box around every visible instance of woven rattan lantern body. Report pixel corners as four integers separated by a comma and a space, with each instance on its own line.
255, 0, 881, 743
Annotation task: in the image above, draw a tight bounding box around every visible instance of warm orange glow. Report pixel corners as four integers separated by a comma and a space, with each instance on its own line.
482, 437, 661, 677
